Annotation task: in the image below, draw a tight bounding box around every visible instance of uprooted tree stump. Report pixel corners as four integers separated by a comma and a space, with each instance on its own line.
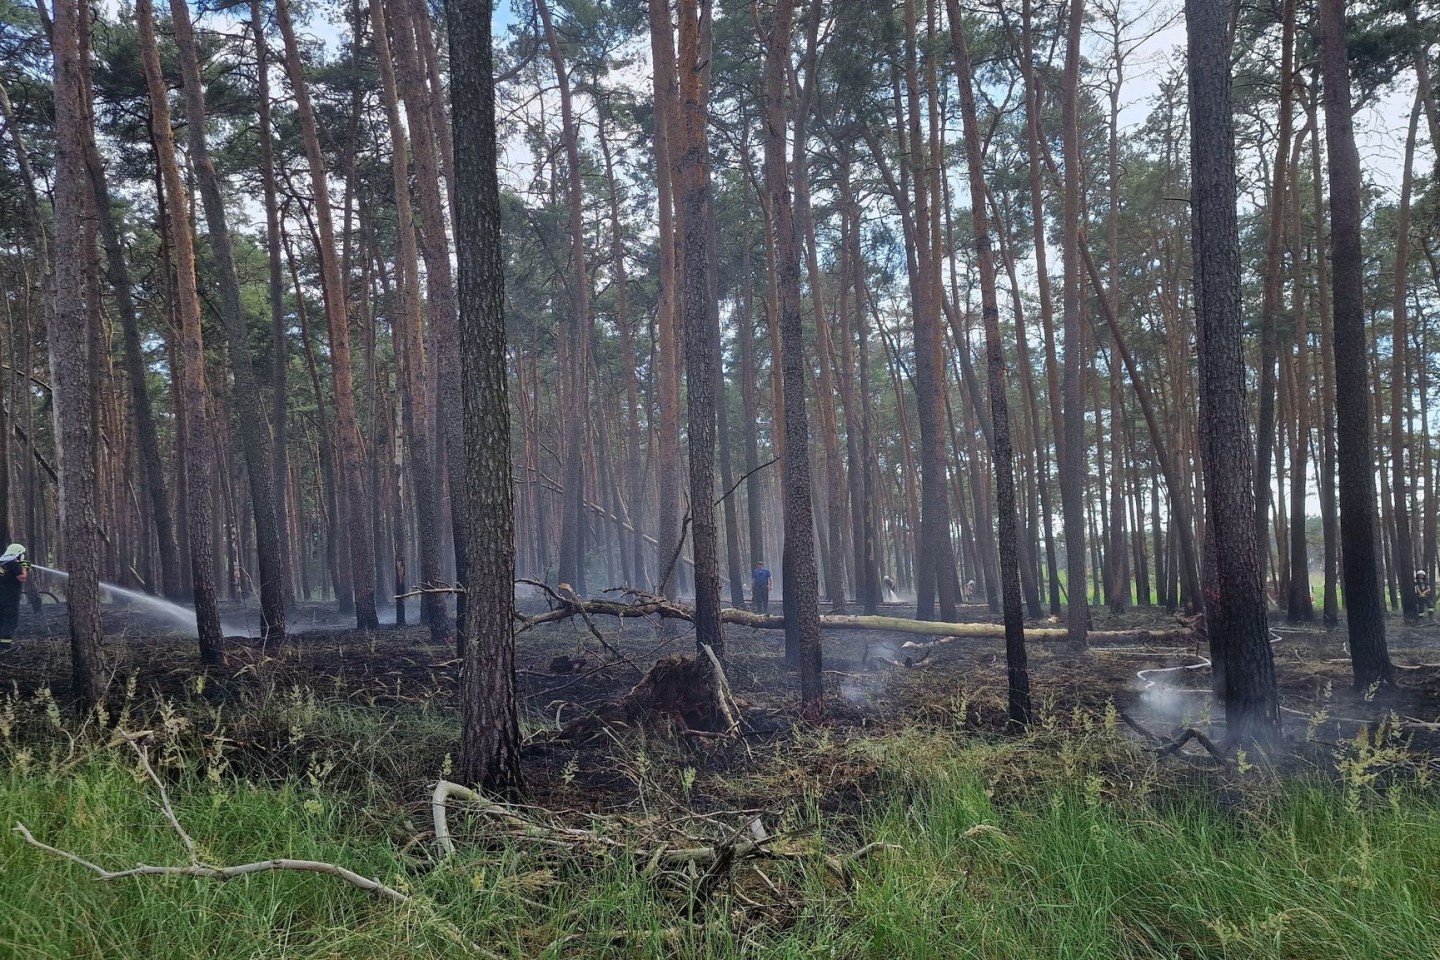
622, 652, 735, 735
546, 645, 740, 743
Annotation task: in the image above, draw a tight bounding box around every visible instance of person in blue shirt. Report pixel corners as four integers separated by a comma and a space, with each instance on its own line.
751, 561, 772, 614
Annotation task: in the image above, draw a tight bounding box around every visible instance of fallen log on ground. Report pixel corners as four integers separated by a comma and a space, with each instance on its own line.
516, 590, 1195, 645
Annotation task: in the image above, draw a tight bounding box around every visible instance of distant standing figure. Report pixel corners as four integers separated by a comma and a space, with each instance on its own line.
1415, 571, 1433, 617
752, 561, 772, 614
0, 543, 29, 651
882, 575, 898, 602
965, 579, 977, 602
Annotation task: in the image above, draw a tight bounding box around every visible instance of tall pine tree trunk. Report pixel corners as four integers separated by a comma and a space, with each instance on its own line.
763, 0, 822, 711
535, 0, 591, 597
48, 0, 105, 705
275, 0, 379, 628
252, 0, 295, 612
448, 0, 522, 797
1320, 0, 1394, 688
1059, 0, 1089, 642
1253, 0, 1297, 570
948, 0, 1031, 727
169, 0, 286, 646
903, 0, 958, 623
1186, 0, 1280, 744
675, 0, 725, 655
371, 0, 448, 642
389, 0, 463, 636
648, 0, 684, 598
137, 0, 225, 664
1286, 141, 1315, 622
1389, 93, 1422, 620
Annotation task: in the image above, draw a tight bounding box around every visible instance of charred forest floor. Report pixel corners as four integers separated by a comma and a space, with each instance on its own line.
4, 596, 1440, 957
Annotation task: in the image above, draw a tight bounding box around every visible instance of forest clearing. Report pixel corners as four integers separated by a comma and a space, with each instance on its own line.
5, 0, 1440, 952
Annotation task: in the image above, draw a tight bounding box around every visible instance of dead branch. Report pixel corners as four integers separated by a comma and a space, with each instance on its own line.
714, 455, 779, 508
394, 581, 465, 601
518, 577, 623, 659
823, 841, 903, 887
656, 515, 693, 597
15, 738, 412, 907
12, 824, 411, 903
517, 592, 1194, 644
699, 642, 740, 735
128, 740, 197, 860
431, 784, 870, 880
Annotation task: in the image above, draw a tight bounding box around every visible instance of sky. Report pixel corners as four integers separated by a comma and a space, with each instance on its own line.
229, 0, 1430, 198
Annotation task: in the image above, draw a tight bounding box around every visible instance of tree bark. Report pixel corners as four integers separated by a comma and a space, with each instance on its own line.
447, 0, 522, 797
674, 0, 725, 656
169, 0, 286, 647
1319, 0, 1393, 688
1059, 0, 1089, 642
763, 0, 823, 713
47, 0, 106, 706
947, 0, 1031, 728
1187, 0, 1280, 744
137, 0, 225, 664
275, 0, 379, 628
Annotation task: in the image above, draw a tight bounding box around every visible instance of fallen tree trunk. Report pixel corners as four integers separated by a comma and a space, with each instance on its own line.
517, 592, 1194, 644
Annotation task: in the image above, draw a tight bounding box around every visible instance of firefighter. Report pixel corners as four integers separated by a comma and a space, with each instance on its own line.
0, 543, 30, 651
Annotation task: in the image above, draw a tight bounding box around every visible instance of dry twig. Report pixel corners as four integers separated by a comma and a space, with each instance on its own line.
14, 737, 413, 908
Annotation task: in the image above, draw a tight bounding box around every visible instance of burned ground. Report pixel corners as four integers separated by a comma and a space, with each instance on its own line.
4, 596, 1440, 815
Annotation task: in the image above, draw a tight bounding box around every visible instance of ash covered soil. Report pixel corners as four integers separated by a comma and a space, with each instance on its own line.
4, 595, 1440, 810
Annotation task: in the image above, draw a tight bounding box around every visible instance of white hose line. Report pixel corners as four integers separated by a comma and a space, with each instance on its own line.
1135, 629, 1281, 692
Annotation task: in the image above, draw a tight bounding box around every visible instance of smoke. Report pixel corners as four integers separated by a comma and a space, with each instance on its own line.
1135, 657, 1215, 725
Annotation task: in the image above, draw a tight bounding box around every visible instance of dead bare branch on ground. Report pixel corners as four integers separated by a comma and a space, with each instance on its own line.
14, 736, 412, 906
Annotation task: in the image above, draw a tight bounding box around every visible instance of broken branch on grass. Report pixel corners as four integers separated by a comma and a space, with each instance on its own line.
432, 781, 625, 858
12, 824, 411, 903
432, 784, 857, 876
14, 736, 412, 908
126, 739, 198, 860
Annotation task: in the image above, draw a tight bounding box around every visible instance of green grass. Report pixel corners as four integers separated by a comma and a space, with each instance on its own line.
4, 706, 1440, 958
